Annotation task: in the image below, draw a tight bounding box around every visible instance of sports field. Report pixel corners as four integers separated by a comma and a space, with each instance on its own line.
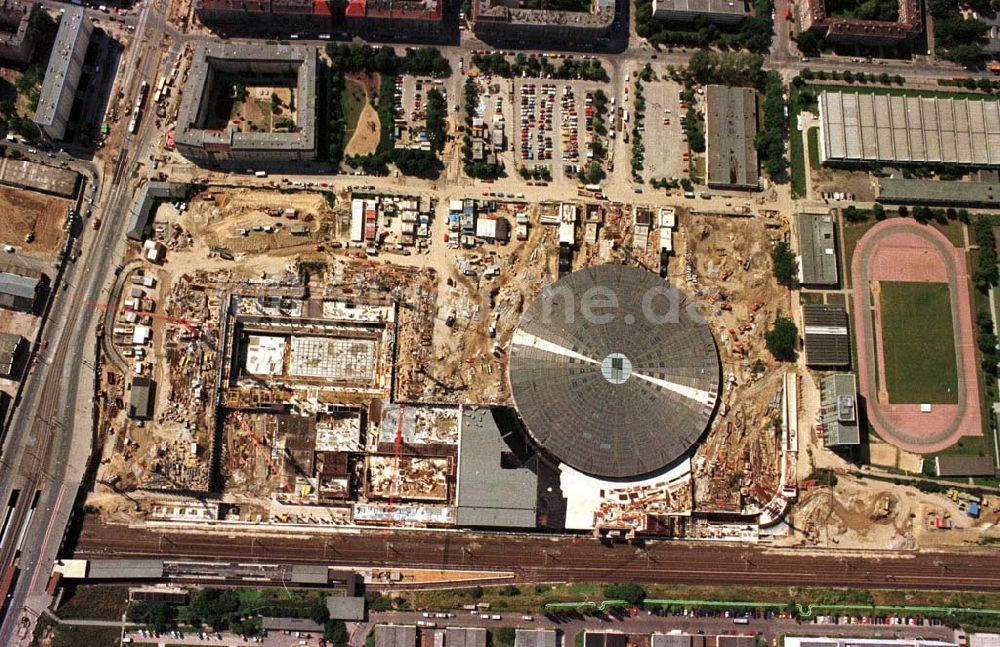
878, 281, 957, 404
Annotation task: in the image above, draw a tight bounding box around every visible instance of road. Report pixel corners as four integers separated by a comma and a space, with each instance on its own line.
0, 0, 174, 644
71, 520, 1000, 592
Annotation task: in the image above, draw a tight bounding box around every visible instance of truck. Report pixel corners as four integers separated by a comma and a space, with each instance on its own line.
255, 170, 268, 178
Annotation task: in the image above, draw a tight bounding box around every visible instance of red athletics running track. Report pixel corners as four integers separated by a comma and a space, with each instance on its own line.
851, 219, 982, 454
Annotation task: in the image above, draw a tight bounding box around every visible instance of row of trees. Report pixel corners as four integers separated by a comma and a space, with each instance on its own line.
325, 44, 450, 77
470, 52, 609, 82
757, 71, 787, 179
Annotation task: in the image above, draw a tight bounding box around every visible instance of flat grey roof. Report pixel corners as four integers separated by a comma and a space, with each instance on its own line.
34, 6, 91, 128
819, 91, 1000, 167
448, 627, 487, 647
86, 559, 164, 579
935, 455, 997, 477
797, 212, 839, 286
375, 624, 417, 647
820, 373, 859, 446
653, 635, 692, 647
290, 563, 329, 584
0, 264, 41, 301
516, 629, 559, 647
878, 177, 1000, 206
706, 85, 758, 189
0, 158, 80, 198
327, 596, 365, 621
128, 376, 154, 420
803, 305, 850, 368
262, 617, 323, 632
456, 407, 538, 528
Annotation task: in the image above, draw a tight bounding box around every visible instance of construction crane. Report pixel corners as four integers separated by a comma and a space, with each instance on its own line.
85, 300, 214, 337
388, 403, 406, 515
231, 411, 280, 478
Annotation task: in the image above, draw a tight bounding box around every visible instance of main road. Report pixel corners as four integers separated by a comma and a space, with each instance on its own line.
0, 0, 173, 643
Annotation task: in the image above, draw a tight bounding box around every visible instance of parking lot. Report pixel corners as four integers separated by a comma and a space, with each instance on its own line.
396, 76, 449, 149
636, 81, 690, 184
512, 79, 606, 186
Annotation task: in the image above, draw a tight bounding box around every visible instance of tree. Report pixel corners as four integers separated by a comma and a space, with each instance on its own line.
765, 315, 798, 361
325, 620, 349, 646
603, 583, 646, 606
795, 30, 822, 56
771, 241, 797, 286
270, 92, 281, 114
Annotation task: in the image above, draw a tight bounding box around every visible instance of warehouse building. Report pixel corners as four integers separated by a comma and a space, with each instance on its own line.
455, 406, 538, 528
705, 85, 758, 190
128, 376, 155, 420
799, 0, 922, 46
448, 628, 487, 647
375, 625, 417, 647
819, 373, 859, 447
878, 177, 1000, 207
651, 0, 749, 25
33, 6, 92, 140
516, 630, 558, 647
796, 212, 838, 287
175, 43, 317, 166
0, 0, 36, 64
803, 305, 851, 369
818, 91, 1000, 167
0, 265, 43, 313
471, 0, 615, 44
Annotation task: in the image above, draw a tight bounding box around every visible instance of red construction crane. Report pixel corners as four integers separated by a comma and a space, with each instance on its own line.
388, 403, 406, 515
85, 300, 214, 337
231, 411, 280, 476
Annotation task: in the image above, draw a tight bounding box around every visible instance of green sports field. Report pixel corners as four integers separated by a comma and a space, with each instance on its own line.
878, 281, 958, 404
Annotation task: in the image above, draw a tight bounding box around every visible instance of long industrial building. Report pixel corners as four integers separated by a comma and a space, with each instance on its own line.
818, 91, 1000, 167
705, 85, 758, 190
34, 6, 93, 140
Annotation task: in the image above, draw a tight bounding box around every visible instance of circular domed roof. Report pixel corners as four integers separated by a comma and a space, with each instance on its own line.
508, 265, 720, 479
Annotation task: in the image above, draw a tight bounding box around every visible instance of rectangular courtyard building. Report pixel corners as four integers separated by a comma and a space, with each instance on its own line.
705, 85, 758, 190
818, 91, 1000, 167
34, 6, 92, 140
175, 43, 317, 166
819, 373, 859, 447
651, 0, 749, 25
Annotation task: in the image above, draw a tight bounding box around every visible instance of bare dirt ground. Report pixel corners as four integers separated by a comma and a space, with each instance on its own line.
812, 167, 877, 201
0, 186, 72, 256
344, 74, 380, 157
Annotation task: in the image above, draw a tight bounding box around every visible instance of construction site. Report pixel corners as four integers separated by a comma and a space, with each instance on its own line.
86, 180, 809, 539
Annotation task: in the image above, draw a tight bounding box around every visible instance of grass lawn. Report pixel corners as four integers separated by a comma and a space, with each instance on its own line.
31, 616, 121, 647
807, 127, 820, 169
342, 78, 368, 142
788, 84, 807, 198
931, 219, 966, 249
879, 281, 958, 404
826, 292, 847, 305
842, 219, 878, 288
56, 585, 128, 621
799, 291, 825, 305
